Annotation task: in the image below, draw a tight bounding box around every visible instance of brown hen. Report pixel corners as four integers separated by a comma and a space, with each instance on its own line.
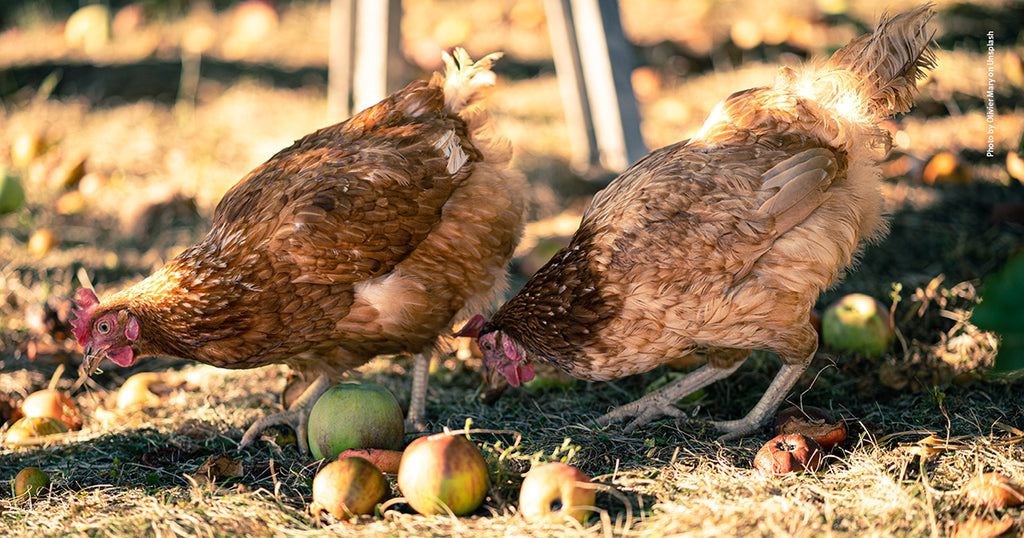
460, 7, 936, 440
71, 49, 527, 452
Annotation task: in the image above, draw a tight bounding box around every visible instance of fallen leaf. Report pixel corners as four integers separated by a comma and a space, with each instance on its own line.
899, 434, 966, 458
963, 472, 1024, 508
952, 516, 1014, 538
189, 453, 243, 486
175, 418, 220, 440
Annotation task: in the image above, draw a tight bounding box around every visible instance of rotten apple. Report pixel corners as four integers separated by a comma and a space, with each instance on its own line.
519, 462, 595, 523
753, 433, 824, 476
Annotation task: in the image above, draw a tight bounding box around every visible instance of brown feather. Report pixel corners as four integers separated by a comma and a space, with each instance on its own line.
86, 50, 527, 383
484, 7, 936, 399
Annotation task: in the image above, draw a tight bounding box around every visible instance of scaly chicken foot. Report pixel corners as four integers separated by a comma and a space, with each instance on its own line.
405, 352, 430, 432
712, 354, 812, 441
597, 361, 744, 433
239, 374, 332, 454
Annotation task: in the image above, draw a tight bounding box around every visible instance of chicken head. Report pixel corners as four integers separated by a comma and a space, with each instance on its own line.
71, 288, 140, 372
457, 314, 535, 387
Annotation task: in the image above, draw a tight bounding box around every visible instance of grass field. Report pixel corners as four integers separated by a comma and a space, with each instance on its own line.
2, 1, 1023, 536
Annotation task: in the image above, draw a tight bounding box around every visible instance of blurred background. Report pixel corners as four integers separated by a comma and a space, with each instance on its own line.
1, 0, 1022, 389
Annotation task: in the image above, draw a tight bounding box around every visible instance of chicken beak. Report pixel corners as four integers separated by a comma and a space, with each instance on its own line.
81, 346, 103, 376
484, 365, 506, 388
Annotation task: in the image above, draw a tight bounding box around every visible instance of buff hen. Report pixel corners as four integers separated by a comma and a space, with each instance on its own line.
460, 7, 936, 440
71, 49, 528, 452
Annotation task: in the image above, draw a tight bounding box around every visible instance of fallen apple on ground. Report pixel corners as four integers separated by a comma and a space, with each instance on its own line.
116, 372, 164, 410
774, 405, 847, 451
397, 432, 489, 515
519, 462, 595, 523
0, 170, 25, 215
821, 293, 893, 357
753, 433, 824, 476
337, 448, 404, 474
310, 456, 389, 519
307, 383, 405, 460
3, 416, 69, 447
12, 467, 50, 499
21, 389, 83, 430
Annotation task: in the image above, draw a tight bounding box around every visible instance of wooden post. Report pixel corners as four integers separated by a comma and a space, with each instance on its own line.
544, 0, 646, 174
327, 0, 403, 123
327, 0, 354, 122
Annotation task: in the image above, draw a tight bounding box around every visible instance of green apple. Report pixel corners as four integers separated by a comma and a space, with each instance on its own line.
307, 384, 404, 460
822, 293, 893, 357
3, 416, 69, 447
397, 432, 489, 515
12, 467, 50, 499
0, 170, 26, 215
310, 457, 389, 518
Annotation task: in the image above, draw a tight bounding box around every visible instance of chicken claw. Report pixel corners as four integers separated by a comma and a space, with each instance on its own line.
596, 361, 744, 432
240, 375, 332, 453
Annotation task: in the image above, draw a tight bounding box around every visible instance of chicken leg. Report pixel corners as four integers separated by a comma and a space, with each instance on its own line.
239, 374, 332, 453
712, 352, 812, 441
596, 358, 745, 432
405, 351, 430, 432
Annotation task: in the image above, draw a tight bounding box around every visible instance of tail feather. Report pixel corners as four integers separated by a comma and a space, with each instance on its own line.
826, 5, 936, 117
436, 48, 503, 115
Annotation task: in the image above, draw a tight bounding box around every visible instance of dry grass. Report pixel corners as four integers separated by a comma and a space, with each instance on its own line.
3, 1, 1024, 536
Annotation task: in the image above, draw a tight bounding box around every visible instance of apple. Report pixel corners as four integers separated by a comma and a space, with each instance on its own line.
10, 131, 45, 168
12, 467, 50, 499
519, 462, 595, 523
774, 405, 847, 451
397, 432, 489, 515
116, 372, 164, 410
20, 389, 83, 430
821, 293, 893, 357
28, 228, 59, 257
753, 433, 823, 476
3, 416, 69, 447
307, 384, 404, 461
310, 457, 389, 519
337, 448, 404, 474
0, 170, 26, 215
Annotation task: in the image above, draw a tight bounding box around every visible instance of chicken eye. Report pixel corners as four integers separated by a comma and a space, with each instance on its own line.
96, 320, 111, 334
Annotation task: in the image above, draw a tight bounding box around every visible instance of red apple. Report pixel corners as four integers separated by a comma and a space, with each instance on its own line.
774, 405, 847, 451
397, 432, 489, 515
822, 293, 893, 357
519, 462, 595, 523
307, 384, 404, 460
337, 448, 404, 474
753, 433, 824, 476
20, 389, 82, 430
310, 457, 389, 519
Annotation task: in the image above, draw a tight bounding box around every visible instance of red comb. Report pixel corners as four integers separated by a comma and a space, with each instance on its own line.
454, 314, 487, 338
70, 288, 99, 346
